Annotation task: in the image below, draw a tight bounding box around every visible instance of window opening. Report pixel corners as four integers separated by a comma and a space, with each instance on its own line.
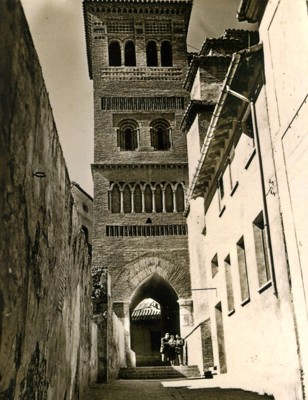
145, 185, 152, 213
155, 185, 163, 213
175, 185, 185, 212
109, 41, 121, 66
161, 41, 172, 67
146, 41, 158, 67
165, 184, 173, 213
123, 186, 131, 213
253, 212, 271, 288
134, 185, 142, 213
237, 237, 250, 303
125, 41, 136, 66
224, 255, 235, 314
111, 185, 121, 213
117, 120, 138, 151
150, 120, 171, 151
211, 254, 218, 278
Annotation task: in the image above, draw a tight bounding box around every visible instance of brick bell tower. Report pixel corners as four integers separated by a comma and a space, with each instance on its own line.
83, 0, 193, 377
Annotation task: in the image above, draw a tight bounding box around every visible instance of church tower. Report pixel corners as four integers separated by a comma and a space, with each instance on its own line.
83, 0, 193, 375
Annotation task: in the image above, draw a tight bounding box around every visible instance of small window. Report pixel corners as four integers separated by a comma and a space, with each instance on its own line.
165, 184, 173, 213
253, 212, 271, 288
109, 41, 121, 66
125, 41, 136, 66
155, 185, 163, 213
224, 255, 235, 314
111, 185, 121, 213
211, 254, 218, 278
123, 186, 131, 213
146, 41, 158, 67
150, 120, 171, 151
175, 184, 185, 212
161, 41, 173, 67
144, 185, 152, 213
237, 237, 250, 303
134, 185, 142, 213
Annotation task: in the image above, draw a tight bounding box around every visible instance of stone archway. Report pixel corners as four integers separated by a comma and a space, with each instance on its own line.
111, 256, 193, 367
130, 273, 180, 366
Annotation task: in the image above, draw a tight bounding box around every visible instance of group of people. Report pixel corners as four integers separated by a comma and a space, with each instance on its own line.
160, 333, 185, 366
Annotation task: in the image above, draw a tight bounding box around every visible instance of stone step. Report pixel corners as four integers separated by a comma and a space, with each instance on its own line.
118, 365, 201, 380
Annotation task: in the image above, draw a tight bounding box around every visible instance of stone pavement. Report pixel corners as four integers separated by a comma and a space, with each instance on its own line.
81, 379, 274, 400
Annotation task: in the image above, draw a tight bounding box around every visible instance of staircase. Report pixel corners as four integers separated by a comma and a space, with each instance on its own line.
118, 365, 201, 380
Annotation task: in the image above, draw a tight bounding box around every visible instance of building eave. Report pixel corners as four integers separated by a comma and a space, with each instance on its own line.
186, 43, 264, 205
181, 100, 215, 134
237, 0, 268, 23
183, 55, 231, 92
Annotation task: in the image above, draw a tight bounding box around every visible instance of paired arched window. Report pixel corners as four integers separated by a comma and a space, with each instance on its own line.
146, 40, 173, 67
109, 40, 172, 67
117, 120, 139, 151
124, 41, 136, 66
109, 40, 136, 66
150, 119, 172, 151
109, 41, 121, 66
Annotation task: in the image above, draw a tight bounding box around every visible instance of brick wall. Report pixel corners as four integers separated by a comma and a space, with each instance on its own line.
0, 1, 97, 398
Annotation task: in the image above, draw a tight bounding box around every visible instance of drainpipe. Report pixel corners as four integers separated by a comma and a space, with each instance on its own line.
226, 86, 278, 297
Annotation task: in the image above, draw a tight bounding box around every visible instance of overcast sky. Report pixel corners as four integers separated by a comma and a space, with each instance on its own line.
21, 0, 254, 196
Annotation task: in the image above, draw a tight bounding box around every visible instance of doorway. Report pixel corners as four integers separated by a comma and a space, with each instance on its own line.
130, 274, 180, 366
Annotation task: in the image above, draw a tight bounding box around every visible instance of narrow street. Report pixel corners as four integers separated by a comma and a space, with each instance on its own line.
81, 379, 274, 400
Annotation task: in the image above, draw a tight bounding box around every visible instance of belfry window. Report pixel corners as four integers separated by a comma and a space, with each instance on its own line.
146, 41, 158, 67
161, 41, 172, 67
117, 120, 139, 151
125, 41, 136, 66
150, 120, 172, 151
109, 41, 121, 66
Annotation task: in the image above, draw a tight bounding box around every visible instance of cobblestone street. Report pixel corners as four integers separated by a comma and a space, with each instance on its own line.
81, 379, 274, 400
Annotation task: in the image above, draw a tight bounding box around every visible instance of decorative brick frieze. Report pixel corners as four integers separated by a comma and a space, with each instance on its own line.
106, 224, 187, 237
101, 96, 185, 111
100, 67, 183, 81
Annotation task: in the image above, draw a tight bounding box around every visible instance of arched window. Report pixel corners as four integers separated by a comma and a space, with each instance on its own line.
176, 184, 185, 212
146, 41, 158, 67
144, 185, 152, 213
111, 185, 121, 213
161, 41, 172, 67
134, 185, 142, 213
125, 41, 136, 66
155, 185, 163, 213
117, 120, 139, 151
123, 186, 131, 213
150, 120, 171, 151
109, 41, 121, 66
165, 184, 173, 213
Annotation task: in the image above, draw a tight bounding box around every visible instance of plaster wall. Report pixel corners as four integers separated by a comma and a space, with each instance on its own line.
0, 1, 97, 398
200, 88, 301, 399
258, 1, 308, 397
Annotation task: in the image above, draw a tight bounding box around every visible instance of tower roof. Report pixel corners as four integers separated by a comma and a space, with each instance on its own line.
83, 0, 193, 79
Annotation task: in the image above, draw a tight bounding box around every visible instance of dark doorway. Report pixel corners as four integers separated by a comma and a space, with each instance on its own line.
130, 274, 180, 366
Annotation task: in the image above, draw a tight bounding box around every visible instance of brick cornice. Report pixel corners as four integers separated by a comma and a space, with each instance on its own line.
92, 163, 188, 170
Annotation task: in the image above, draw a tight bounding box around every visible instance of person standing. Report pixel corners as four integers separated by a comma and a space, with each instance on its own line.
160, 333, 170, 364
175, 334, 185, 366
168, 334, 176, 366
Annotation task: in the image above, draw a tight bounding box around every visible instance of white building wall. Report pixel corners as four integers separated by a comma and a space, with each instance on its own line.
259, 1, 308, 397
199, 86, 301, 399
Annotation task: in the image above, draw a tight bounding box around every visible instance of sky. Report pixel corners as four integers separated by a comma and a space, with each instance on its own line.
21, 0, 254, 196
